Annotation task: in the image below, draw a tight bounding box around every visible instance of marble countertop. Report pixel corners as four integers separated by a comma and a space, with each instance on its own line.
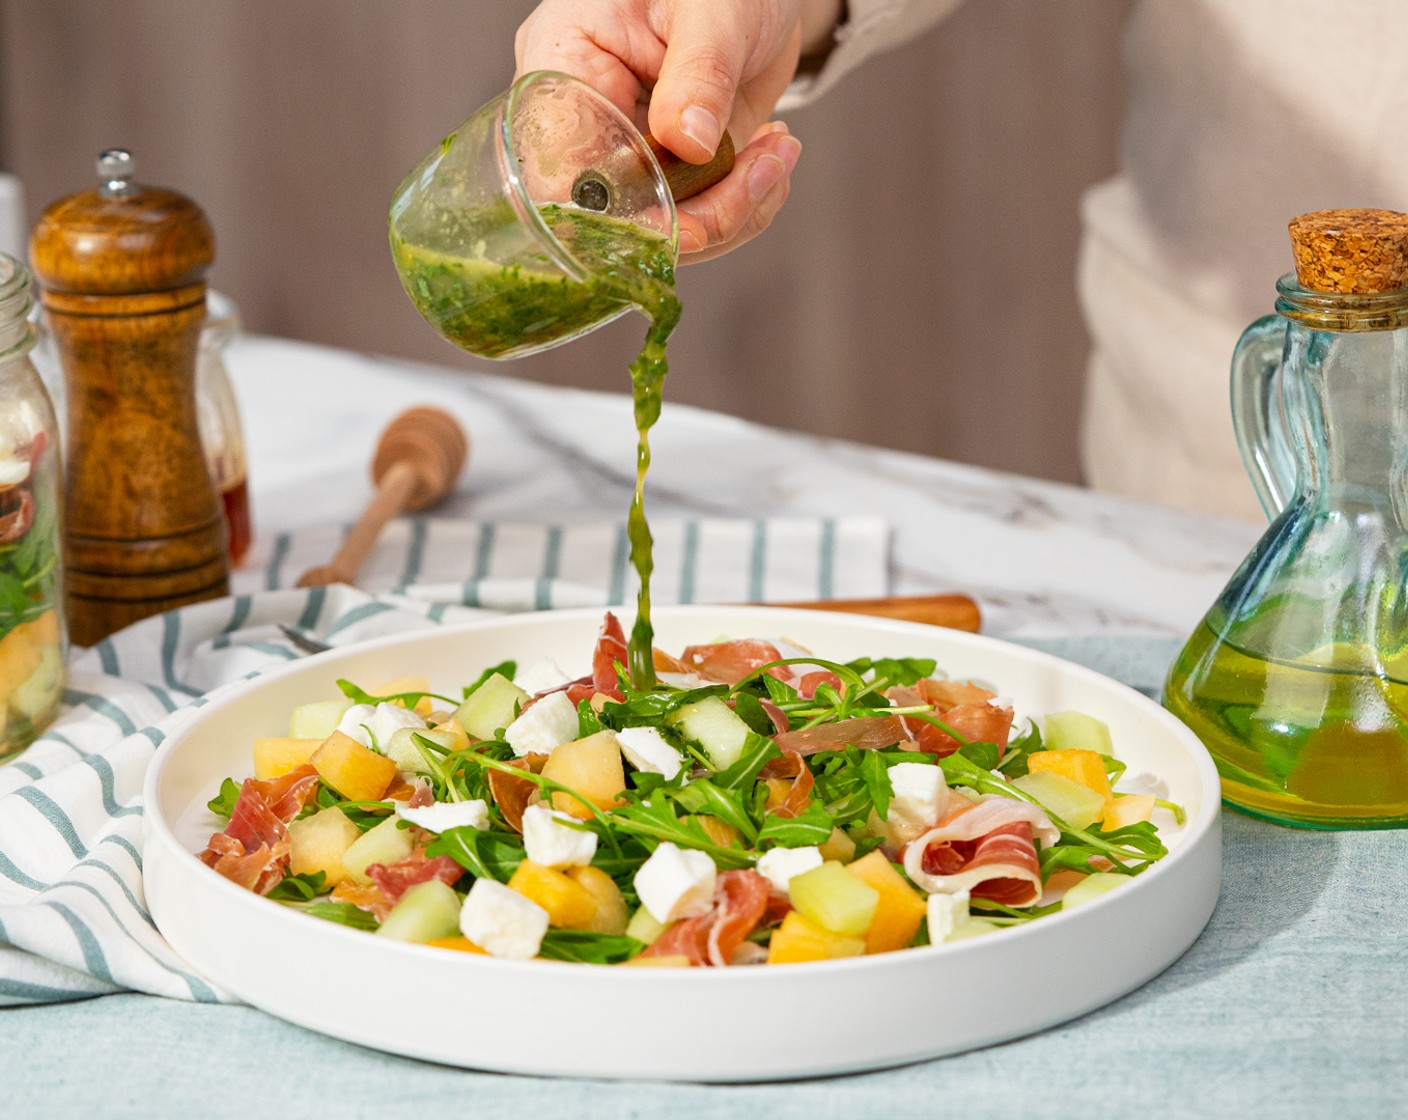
228, 334, 1262, 640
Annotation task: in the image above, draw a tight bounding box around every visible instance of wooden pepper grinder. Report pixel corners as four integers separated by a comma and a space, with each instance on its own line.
30, 150, 228, 646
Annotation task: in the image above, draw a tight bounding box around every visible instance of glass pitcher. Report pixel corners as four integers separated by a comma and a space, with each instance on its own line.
1163, 271, 1408, 829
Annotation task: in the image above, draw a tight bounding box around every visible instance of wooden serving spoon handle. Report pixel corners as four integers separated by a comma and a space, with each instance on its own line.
763, 593, 982, 633
296, 406, 468, 589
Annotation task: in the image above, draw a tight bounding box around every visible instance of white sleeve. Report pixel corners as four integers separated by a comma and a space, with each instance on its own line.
781, 0, 966, 108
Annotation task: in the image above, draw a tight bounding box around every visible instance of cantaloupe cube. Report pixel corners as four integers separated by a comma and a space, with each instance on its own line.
371, 675, 433, 717
788, 861, 880, 938
508, 860, 601, 929
540, 730, 627, 820
0, 623, 39, 703
619, 954, 691, 967
253, 736, 323, 780
287, 806, 361, 885
311, 730, 399, 801
845, 850, 927, 954
1027, 748, 1112, 800
818, 827, 857, 864
689, 814, 742, 849
566, 865, 629, 934
426, 935, 488, 955
1102, 793, 1156, 829
767, 910, 866, 964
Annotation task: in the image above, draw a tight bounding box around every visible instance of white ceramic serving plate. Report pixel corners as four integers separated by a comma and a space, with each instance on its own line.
144, 605, 1221, 1082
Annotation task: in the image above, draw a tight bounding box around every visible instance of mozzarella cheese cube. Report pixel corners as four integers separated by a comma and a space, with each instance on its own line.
515, 657, 574, 696
886, 762, 949, 833
504, 690, 580, 757
633, 841, 717, 924
754, 845, 823, 895
926, 889, 972, 944
521, 803, 598, 867
615, 725, 684, 780
460, 878, 550, 960
396, 798, 489, 834
334, 703, 377, 747
366, 703, 427, 749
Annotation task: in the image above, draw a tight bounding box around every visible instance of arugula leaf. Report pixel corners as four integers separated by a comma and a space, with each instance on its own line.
335, 677, 458, 709
860, 750, 895, 820
426, 826, 526, 883
730, 690, 777, 736
461, 661, 517, 700
266, 871, 327, 901
576, 698, 603, 738
996, 719, 1043, 776
710, 732, 780, 790
206, 777, 241, 818
537, 930, 644, 964
310, 786, 395, 831
757, 800, 834, 848
957, 740, 1002, 771
302, 902, 380, 931
670, 779, 758, 845
845, 656, 937, 688
608, 793, 754, 868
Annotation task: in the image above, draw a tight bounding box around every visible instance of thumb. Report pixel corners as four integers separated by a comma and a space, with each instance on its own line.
647, 5, 749, 163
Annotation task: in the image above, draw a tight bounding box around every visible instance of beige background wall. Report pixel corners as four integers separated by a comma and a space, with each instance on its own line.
0, 0, 1130, 485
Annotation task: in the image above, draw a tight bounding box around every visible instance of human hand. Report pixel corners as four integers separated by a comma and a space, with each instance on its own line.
515, 0, 835, 261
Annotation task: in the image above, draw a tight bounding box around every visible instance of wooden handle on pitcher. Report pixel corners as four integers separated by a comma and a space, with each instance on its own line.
764, 594, 983, 632
646, 132, 735, 202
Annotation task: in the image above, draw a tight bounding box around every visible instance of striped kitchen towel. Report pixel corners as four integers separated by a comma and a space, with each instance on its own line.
0, 516, 886, 1005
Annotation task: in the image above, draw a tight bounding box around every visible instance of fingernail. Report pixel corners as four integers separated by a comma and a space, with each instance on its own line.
748, 154, 786, 202
679, 228, 704, 253
679, 105, 722, 154
777, 135, 802, 174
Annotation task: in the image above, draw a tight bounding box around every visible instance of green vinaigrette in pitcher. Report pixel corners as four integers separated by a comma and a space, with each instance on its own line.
1164, 209, 1408, 828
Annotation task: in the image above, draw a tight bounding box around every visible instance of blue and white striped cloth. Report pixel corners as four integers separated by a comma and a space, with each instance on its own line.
0, 516, 886, 1005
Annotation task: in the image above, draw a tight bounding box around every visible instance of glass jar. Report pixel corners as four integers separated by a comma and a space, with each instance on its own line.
0, 253, 66, 759
196, 292, 253, 565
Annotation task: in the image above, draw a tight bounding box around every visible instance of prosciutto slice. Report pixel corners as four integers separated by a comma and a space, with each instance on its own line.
676, 639, 842, 698
640, 869, 771, 967
901, 796, 1058, 906
758, 749, 815, 818
199, 764, 321, 893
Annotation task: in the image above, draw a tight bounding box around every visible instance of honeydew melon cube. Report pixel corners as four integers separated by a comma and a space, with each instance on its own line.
342, 815, 415, 883
453, 673, 528, 740
287, 806, 360, 886
1010, 769, 1106, 830
376, 879, 462, 942
567, 866, 629, 935
383, 726, 458, 774
1043, 711, 1114, 755
289, 698, 354, 741
1061, 871, 1128, 910
788, 860, 880, 938
817, 827, 857, 864
666, 695, 750, 770
625, 905, 667, 946
1102, 793, 1156, 829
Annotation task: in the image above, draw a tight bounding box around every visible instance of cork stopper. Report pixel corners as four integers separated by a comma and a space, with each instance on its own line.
1288, 209, 1408, 294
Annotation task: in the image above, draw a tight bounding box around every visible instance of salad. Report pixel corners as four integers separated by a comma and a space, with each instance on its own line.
198, 613, 1181, 966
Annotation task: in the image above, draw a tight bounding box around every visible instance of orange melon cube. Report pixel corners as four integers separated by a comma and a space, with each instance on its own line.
566, 865, 629, 934
766, 910, 866, 964
1102, 793, 1156, 829
426, 936, 488, 955
252, 736, 323, 780
508, 860, 600, 930
1027, 748, 1112, 800
619, 954, 692, 967
310, 730, 398, 801
540, 731, 627, 820
372, 675, 434, 717
845, 850, 928, 954
287, 806, 360, 885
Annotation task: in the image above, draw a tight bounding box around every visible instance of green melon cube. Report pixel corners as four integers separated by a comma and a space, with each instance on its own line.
1044, 710, 1114, 755
376, 879, 462, 942
666, 695, 750, 769
788, 860, 880, 938
453, 673, 528, 740
342, 815, 416, 883
1010, 769, 1106, 830
1061, 872, 1128, 910
289, 698, 354, 740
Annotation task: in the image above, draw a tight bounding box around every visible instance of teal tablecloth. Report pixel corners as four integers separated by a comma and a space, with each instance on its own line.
4, 637, 1404, 1119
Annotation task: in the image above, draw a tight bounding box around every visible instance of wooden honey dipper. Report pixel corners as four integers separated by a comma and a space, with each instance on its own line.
296, 406, 468, 588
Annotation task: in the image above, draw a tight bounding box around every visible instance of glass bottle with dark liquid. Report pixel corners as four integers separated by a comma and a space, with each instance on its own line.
1164, 209, 1408, 828
196, 292, 252, 564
